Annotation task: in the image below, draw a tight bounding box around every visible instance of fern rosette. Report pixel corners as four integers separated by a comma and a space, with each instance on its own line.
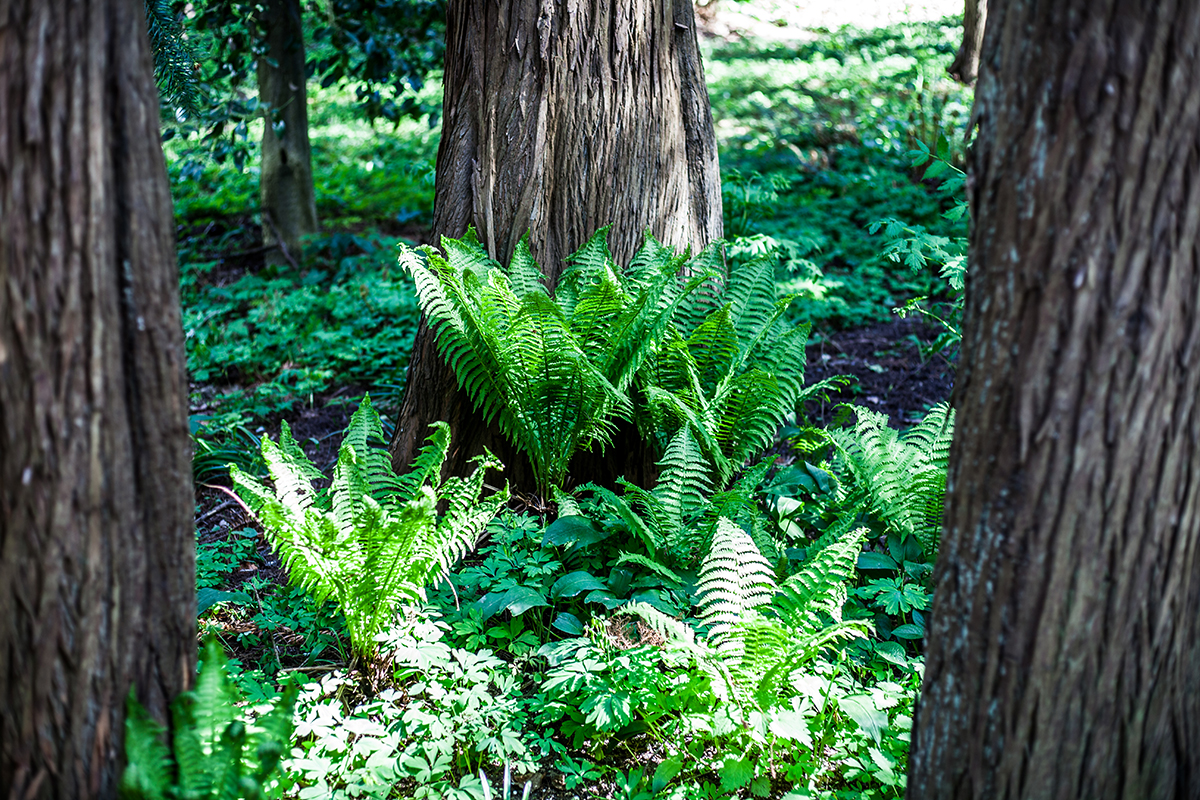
402, 227, 706, 496
230, 396, 507, 655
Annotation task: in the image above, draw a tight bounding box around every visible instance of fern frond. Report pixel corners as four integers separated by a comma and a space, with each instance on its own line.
831, 403, 953, 556
120, 693, 171, 800
655, 425, 714, 529
121, 641, 295, 800
725, 254, 778, 338
776, 526, 867, 630
695, 518, 777, 664
507, 234, 549, 299
671, 241, 728, 337
614, 553, 685, 587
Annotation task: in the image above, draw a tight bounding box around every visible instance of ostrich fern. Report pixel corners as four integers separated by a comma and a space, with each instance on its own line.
640, 246, 817, 490
230, 396, 507, 655
694, 520, 868, 707
616, 518, 867, 712
831, 402, 954, 557
121, 641, 295, 800
402, 227, 707, 496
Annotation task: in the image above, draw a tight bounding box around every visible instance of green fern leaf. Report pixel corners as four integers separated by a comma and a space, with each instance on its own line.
696, 518, 777, 663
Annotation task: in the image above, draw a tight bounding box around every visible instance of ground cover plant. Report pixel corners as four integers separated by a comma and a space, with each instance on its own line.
166, 3, 970, 798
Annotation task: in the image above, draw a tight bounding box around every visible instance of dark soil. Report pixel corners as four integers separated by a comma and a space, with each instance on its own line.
804, 317, 956, 428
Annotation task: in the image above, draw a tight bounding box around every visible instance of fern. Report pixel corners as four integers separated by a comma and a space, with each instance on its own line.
230, 395, 507, 654
403, 228, 706, 496
692, 520, 868, 708
120, 641, 295, 800
640, 249, 814, 490
830, 402, 954, 557
695, 518, 777, 663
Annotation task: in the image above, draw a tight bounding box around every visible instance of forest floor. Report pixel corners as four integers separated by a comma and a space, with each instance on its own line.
194, 315, 955, 534
187, 6, 962, 790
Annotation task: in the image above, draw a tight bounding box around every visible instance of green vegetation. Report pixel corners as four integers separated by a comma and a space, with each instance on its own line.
164, 5, 970, 799
231, 398, 507, 654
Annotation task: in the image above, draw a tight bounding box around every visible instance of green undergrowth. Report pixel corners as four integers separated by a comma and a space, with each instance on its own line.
169, 10, 969, 800
183, 231, 421, 419
185, 390, 952, 799
706, 17, 972, 329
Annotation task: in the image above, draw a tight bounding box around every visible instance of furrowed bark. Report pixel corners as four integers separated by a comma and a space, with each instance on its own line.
909, 0, 1200, 797
0, 1, 194, 797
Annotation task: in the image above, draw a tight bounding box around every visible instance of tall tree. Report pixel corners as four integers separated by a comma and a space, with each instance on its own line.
0, 0, 194, 797
258, 0, 318, 266
947, 0, 986, 85
388, 0, 723, 492
908, 0, 1200, 797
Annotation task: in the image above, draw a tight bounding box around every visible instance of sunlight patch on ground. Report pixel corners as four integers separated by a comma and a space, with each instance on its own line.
703, 0, 962, 42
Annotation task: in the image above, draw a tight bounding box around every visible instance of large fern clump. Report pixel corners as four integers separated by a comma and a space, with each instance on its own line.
121, 641, 295, 800
831, 402, 954, 557
230, 396, 507, 655
640, 244, 819, 492
403, 227, 705, 496
616, 517, 867, 712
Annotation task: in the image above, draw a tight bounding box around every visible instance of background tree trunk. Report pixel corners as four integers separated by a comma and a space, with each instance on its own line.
947, 0, 986, 85
0, 1, 194, 797
389, 0, 723, 495
908, 1, 1200, 797
258, 0, 318, 268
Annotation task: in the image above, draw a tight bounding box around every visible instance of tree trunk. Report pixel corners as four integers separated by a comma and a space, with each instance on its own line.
389, 0, 723, 495
908, 1, 1200, 798
258, 0, 317, 268
947, 0, 986, 85
0, 1, 195, 798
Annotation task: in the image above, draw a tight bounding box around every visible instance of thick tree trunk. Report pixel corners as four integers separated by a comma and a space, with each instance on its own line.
258, 0, 317, 268
0, 1, 194, 798
390, 0, 723, 495
947, 0, 986, 85
908, 1, 1200, 798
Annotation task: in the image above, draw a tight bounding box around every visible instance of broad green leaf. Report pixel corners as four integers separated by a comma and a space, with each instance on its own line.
197, 588, 254, 615
719, 756, 754, 791
552, 612, 584, 636
542, 515, 607, 549
767, 708, 813, 746
479, 586, 549, 619
550, 570, 607, 600
652, 755, 683, 792
856, 552, 899, 571
874, 640, 908, 666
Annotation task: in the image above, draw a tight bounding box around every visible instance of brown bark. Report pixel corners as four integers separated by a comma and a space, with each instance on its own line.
0, 1, 195, 798
390, 0, 723, 494
909, 1, 1200, 798
947, 0, 986, 85
258, 0, 318, 267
